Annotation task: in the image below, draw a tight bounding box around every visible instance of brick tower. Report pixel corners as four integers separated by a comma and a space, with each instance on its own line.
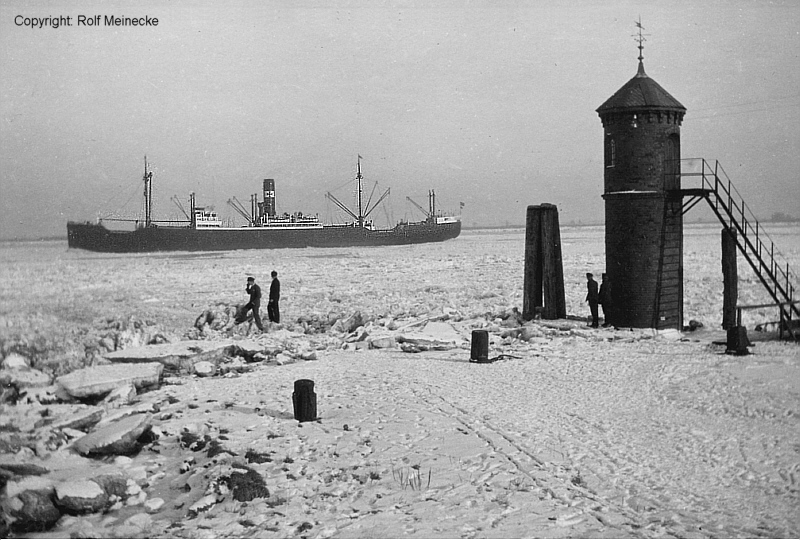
596, 31, 686, 329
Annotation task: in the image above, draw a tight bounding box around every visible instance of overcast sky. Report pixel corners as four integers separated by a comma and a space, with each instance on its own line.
1, 0, 798, 239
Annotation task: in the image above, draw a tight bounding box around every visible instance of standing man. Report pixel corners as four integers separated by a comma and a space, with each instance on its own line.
242, 276, 264, 331
599, 273, 613, 327
268, 270, 281, 323
585, 272, 599, 328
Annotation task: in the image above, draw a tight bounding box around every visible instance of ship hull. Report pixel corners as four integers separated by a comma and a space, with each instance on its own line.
67, 220, 461, 253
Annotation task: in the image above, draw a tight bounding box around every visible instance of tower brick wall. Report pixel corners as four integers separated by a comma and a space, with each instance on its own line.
601, 111, 683, 193
604, 192, 683, 329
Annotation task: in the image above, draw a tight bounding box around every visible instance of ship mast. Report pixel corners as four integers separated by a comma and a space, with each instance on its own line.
189, 192, 196, 229
98, 158, 189, 227
357, 155, 364, 227
143, 156, 153, 228
325, 155, 390, 228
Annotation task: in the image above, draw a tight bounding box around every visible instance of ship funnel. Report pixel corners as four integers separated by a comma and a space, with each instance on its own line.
263, 179, 276, 217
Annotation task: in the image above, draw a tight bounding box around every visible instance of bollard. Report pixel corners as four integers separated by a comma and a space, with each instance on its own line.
292, 379, 317, 422
470, 330, 489, 363
726, 326, 750, 356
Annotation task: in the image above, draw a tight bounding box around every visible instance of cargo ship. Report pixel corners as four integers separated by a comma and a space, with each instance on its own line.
67, 157, 461, 252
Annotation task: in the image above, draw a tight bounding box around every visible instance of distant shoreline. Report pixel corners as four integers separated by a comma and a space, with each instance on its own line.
459, 219, 800, 231
2, 220, 799, 243
0, 235, 68, 244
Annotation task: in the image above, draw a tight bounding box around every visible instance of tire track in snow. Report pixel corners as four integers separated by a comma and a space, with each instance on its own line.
403, 373, 647, 534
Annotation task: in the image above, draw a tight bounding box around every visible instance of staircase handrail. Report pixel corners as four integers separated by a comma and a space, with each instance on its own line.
676, 158, 797, 296
723, 163, 795, 300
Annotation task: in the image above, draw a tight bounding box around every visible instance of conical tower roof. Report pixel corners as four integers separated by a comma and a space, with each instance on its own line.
596, 60, 685, 115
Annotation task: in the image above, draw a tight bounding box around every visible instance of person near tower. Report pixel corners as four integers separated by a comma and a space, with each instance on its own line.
240, 276, 264, 331
599, 273, 613, 327
585, 273, 599, 328
268, 270, 280, 323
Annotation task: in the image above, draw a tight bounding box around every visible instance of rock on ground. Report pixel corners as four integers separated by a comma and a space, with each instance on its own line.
57, 363, 163, 400
71, 414, 153, 456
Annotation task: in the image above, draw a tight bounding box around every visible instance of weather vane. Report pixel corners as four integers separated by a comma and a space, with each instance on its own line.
633, 16, 650, 63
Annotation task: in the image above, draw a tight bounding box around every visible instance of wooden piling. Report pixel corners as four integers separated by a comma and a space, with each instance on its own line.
721, 227, 738, 330
523, 205, 543, 320
540, 204, 567, 319
523, 204, 566, 320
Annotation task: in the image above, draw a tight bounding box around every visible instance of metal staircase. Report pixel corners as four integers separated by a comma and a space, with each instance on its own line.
673, 158, 799, 339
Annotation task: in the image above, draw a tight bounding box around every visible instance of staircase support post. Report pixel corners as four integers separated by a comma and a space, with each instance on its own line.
722, 227, 738, 330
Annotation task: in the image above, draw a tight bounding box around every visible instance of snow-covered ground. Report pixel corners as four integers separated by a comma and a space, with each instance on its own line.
1, 223, 799, 538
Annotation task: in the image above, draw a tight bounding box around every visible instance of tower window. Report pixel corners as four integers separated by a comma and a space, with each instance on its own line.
606, 138, 616, 168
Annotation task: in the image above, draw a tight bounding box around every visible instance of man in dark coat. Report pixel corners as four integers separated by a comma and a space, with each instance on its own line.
242, 276, 264, 331
585, 272, 599, 328
599, 273, 613, 327
268, 270, 280, 323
